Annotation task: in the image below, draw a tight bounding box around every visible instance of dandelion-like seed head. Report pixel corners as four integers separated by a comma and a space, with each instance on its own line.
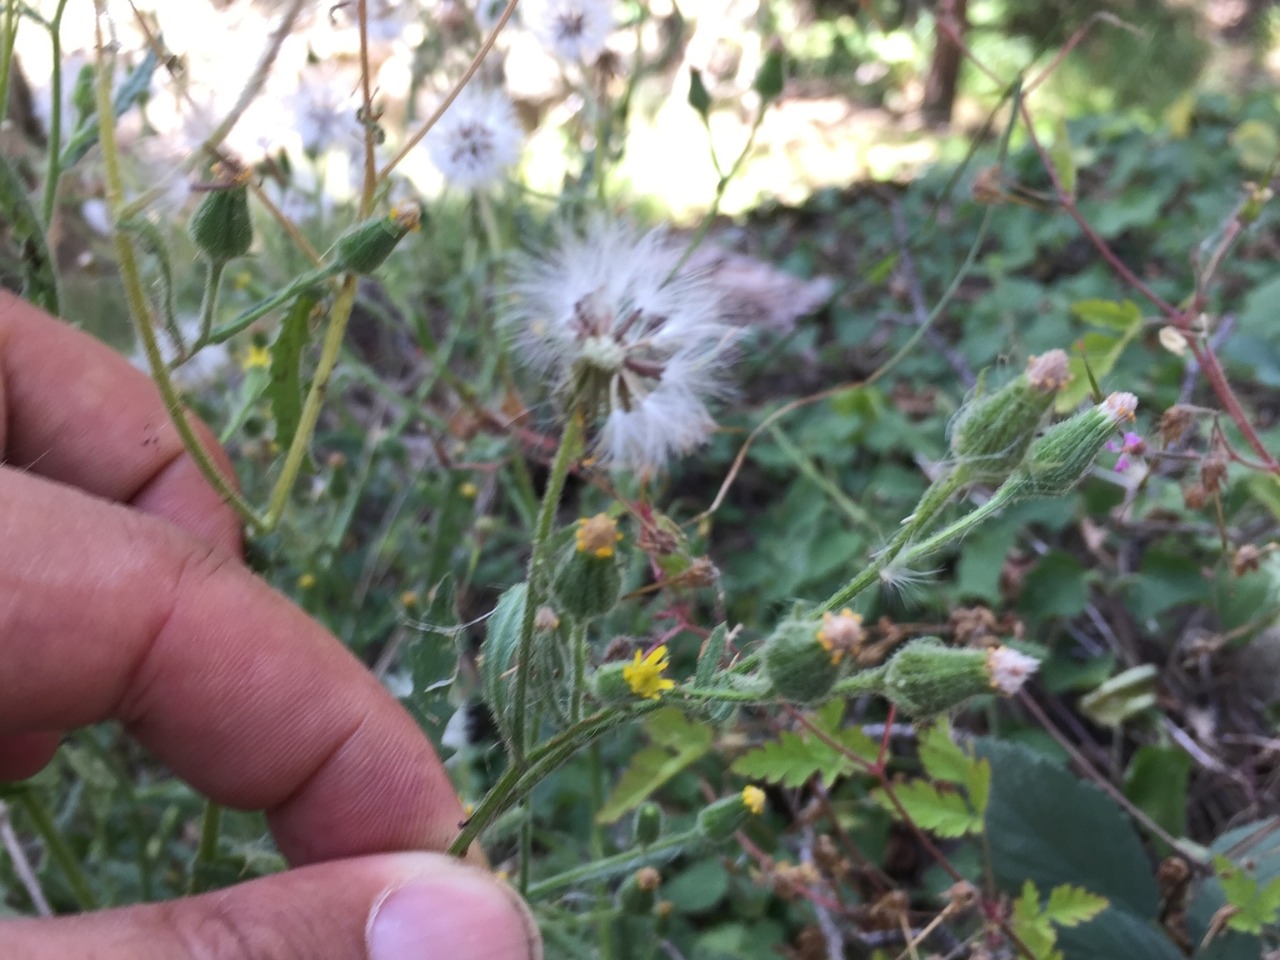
426, 87, 523, 190
623, 645, 675, 700
528, 0, 614, 63
507, 220, 737, 472
985, 646, 1040, 695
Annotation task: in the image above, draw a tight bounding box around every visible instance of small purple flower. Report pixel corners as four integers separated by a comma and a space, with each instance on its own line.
1108, 431, 1146, 473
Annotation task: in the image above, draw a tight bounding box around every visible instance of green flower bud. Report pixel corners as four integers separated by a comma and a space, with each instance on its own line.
592, 660, 637, 706
552, 514, 623, 622
696, 791, 760, 843
950, 350, 1071, 481
332, 205, 420, 274
1006, 392, 1137, 499
881, 637, 990, 717
71, 64, 96, 126
189, 162, 253, 264
763, 617, 838, 703
635, 802, 663, 846
617, 867, 661, 915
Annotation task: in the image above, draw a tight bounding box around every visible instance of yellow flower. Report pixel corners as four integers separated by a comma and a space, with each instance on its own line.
460, 481, 478, 499
242, 343, 271, 370
576, 513, 623, 559
298, 572, 316, 589
741, 785, 766, 816
623, 645, 675, 700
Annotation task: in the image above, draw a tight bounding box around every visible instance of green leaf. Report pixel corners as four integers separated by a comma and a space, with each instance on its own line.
0, 152, 58, 313
1049, 117, 1077, 198
1011, 880, 1060, 960
917, 719, 991, 818
688, 68, 712, 121
1078, 665, 1159, 728
597, 707, 712, 823
60, 47, 161, 168
731, 701, 876, 788
1045, 884, 1109, 927
1018, 552, 1089, 622
876, 780, 981, 837
1055, 299, 1144, 412
1123, 745, 1190, 852
1213, 856, 1280, 935
267, 293, 314, 450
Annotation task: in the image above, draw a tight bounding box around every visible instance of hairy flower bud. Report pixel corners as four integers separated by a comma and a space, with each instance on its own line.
635, 802, 663, 846
949, 350, 1071, 481
189, 162, 253, 264
696, 792, 760, 843
552, 514, 623, 622
763, 618, 839, 704
333, 205, 420, 274
1005, 392, 1137, 499
882, 638, 1040, 716
617, 868, 661, 915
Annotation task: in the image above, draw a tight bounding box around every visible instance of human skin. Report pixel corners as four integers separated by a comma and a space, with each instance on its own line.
0, 291, 539, 960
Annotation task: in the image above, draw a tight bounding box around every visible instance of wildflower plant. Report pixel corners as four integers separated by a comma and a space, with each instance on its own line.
5, 3, 1280, 959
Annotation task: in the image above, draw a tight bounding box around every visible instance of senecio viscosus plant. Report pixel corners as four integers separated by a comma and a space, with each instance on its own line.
456, 220, 1139, 875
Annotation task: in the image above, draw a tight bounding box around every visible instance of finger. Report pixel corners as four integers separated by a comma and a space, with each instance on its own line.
0, 468, 467, 864
0, 290, 241, 553
0, 732, 59, 781
3, 852, 540, 960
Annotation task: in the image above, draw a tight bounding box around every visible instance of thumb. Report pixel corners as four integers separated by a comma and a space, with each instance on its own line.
4, 852, 541, 960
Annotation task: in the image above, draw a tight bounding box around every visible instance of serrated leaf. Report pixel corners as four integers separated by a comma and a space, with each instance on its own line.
688, 68, 712, 121
597, 707, 711, 823
1011, 880, 1059, 959
1045, 884, 1109, 927
731, 728, 859, 788
267, 293, 314, 449
918, 719, 990, 818
877, 780, 981, 837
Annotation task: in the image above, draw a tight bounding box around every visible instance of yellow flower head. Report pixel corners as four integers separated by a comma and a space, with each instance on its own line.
297, 572, 316, 589
623, 644, 675, 700
460, 481, 478, 499
576, 513, 623, 559
242, 343, 271, 370
815, 608, 864, 665
741, 785, 766, 816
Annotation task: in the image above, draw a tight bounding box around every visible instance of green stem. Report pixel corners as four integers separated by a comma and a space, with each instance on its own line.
510, 413, 584, 760
12, 789, 96, 911
40, 0, 71, 225
450, 704, 656, 858
895, 486, 1019, 569
194, 258, 226, 355
588, 742, 613, 960
205, 264, 337, 347
527, 828, 698, 901
188, 800, 223, 894
263, 275, 359, 528
570, 620, 589, 723
92, 9, 261, 531
0, 1, 19, 130
673, 683, 773, 704
829, 665, 888, 699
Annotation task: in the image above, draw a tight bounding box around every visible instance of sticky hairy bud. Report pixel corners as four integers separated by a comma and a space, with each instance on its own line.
949, 350, 1071, 481
553, 516, 623, 622
763, 618, 839, 703
635, 803, 663, 845
1004, 392, 1137, 498
617, 869, 660, 915
333, 206, 420, 274
189, 162, 253, 264
882, 638, 991, 717
696, 793, 758, 842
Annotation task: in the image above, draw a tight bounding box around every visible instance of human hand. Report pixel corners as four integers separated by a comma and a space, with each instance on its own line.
0, 292, 540, 960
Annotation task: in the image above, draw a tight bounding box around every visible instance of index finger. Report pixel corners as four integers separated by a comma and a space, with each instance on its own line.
0, 290, 241, 552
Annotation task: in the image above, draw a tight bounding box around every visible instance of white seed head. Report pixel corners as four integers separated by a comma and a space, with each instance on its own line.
507, 219, 737, 472
426, 86, 523, 190
985, 646, 1040, 695
527, 0, 614, 63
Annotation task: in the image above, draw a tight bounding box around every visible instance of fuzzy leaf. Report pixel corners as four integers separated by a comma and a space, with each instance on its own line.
267, 294, 314, 450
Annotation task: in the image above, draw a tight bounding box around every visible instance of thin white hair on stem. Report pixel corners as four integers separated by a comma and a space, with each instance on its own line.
877, 560, 938, 604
